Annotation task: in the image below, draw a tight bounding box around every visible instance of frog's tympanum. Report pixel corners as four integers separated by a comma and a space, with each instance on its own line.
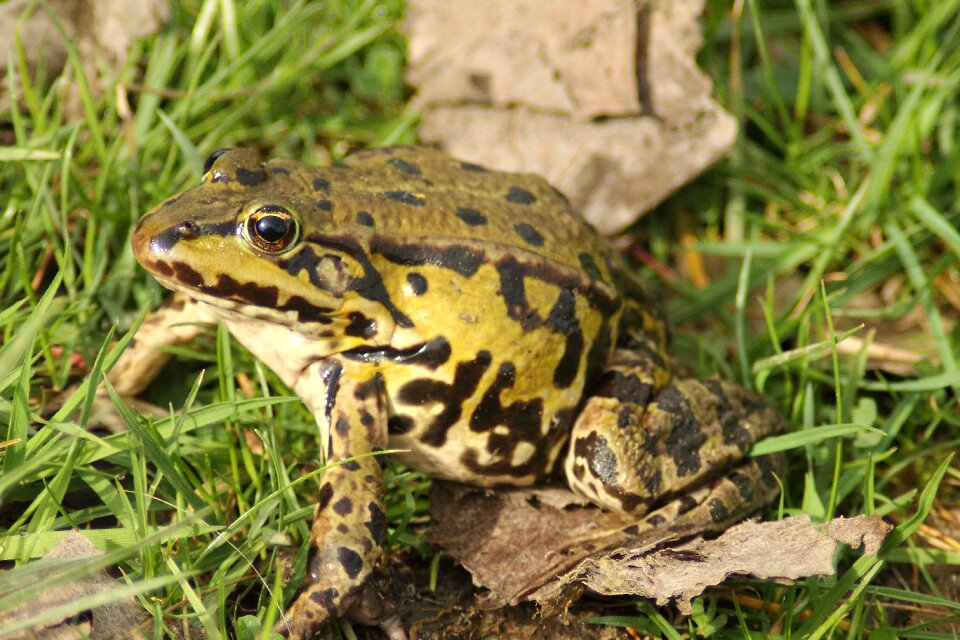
129, 147, 786, 639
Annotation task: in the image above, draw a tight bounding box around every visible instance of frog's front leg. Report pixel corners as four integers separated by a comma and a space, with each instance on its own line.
277, 359, 404, 640
564, 344, 787, 528
108, 294, 220, 396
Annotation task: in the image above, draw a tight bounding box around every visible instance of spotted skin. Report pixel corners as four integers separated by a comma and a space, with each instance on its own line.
125, 146, 787, 639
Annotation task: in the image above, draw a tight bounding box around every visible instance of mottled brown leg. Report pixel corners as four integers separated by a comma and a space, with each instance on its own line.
277, 360, 404, 640
565, 343, 787, 521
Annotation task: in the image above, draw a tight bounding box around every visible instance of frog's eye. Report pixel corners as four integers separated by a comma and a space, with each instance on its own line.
243, 205, 299, 253
203, 148, 232, 174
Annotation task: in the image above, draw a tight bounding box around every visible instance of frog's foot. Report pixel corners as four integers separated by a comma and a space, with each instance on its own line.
280, 592, 406, 640
564, 350, 787, 518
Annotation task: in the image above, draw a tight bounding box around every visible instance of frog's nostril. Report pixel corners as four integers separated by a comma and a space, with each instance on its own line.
177, 221, 200, 239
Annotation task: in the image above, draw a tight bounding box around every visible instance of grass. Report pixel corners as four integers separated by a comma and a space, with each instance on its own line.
1, 0, 959, 637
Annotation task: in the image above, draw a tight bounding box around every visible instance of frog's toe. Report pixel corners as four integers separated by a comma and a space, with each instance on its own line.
348, 582, 408, 640
276, 580, 406, 640
378, 614, 409, 640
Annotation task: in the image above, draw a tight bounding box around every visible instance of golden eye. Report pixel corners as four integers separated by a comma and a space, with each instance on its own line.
244, 206, 299, 253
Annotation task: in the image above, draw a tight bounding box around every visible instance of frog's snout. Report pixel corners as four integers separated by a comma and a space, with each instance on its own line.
130, 216, 150, 260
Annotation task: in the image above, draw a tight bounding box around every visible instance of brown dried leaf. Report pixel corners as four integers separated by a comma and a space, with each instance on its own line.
552, 513, 891, 614
821, 514, 891, 556
427, 483, 634, 606
830, 288, 944, 376
406, 0, 736, 234
0, 0, 169, 118
429, 482, 892, 616
371, 546, 630, 640
2, 532, 150, 640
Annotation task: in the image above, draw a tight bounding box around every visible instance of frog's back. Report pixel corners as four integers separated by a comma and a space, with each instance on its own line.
271, 146, 613, 282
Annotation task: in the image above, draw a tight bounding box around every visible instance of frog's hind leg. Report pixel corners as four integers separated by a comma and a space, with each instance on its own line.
631, 447, 786, 538
564, 341, 787, 528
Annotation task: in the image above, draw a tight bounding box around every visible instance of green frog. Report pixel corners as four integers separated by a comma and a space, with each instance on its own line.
124, 146, 786, 639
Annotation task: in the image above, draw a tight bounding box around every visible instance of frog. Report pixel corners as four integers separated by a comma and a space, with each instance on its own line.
123, 146, 787, 639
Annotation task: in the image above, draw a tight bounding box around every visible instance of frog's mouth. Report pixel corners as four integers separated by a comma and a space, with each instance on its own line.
131, 212, 341, 328
140, 255, 341, 321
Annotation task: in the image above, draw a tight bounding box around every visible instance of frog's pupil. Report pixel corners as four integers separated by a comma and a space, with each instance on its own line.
255, 215, 289, 242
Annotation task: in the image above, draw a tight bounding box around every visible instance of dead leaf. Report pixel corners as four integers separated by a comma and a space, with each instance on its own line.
429, 482, 891, 616
374, 548, 626, 640
553, 513, 891, 614
428, 483, 634, 606
406, 0, 736, 234
820, 514, 891, 556
1, 531, 150, 640
0, 0, 168, 119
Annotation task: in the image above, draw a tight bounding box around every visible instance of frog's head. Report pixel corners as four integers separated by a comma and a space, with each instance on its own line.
132, 148, 373, 340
